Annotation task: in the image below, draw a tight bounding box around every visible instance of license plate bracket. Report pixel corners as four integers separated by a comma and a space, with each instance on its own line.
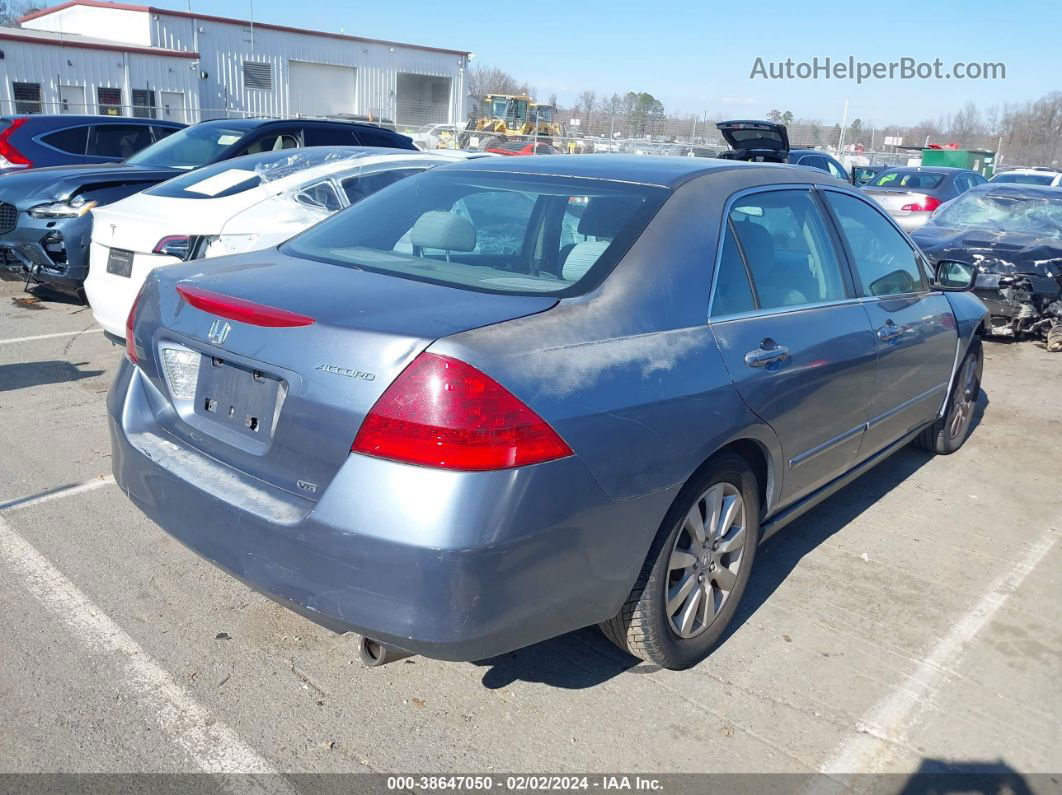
194, 358, 282, 441
106, 248, 134, 277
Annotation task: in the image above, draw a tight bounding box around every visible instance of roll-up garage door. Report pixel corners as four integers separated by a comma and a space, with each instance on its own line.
288, 61, 357, 117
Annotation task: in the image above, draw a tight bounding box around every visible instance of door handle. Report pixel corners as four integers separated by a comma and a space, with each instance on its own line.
744, 340, 790, 369
877, 321, 903, 342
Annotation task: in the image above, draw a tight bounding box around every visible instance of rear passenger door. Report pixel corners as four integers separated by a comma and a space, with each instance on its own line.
708, 188, 878, 505
820, 188, 958, 457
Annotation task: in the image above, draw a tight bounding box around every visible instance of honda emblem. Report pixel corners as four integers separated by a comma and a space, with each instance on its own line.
207, 319, 231, 345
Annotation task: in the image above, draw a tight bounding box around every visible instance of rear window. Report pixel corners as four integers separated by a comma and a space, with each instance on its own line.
989, 172, 1056, 186
144, 149, 347, 199
932, 192, 1062, 238
870, 170, 945, 189
282, 170, 669, 296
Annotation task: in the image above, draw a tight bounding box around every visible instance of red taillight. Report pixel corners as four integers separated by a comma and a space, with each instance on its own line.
125, 289, 141, 364
0, 118, 32, 168
901, 196, 942, 213
175, 284, 315, 328
153, 235, 193, 258
351, 353, 573, 471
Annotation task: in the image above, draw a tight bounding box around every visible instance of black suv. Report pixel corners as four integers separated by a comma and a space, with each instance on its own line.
0, 118, 416, 296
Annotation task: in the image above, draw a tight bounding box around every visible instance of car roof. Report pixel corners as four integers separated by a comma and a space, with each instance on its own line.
966, 183, 1062, 200
992, 167, 1061, 175
885, 166, 968, 174
436, 154, 772, 188
3, 114, 183, 127
193, 117, 405, 134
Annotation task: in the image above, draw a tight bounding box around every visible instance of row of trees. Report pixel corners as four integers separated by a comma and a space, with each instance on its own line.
0, 0, 40, 25
468, 65, 669, 138
467, 64, 1061, 165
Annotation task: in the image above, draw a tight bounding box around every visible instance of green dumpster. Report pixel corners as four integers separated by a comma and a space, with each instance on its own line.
921, 148, 996, 178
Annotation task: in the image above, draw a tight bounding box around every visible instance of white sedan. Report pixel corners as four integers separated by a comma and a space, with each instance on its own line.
86, 147, 484, 339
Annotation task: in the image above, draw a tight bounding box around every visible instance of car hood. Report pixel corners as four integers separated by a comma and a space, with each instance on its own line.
0, 162, 181, 205
913, 224, 1062, 279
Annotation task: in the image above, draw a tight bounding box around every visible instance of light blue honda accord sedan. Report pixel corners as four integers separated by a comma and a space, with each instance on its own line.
108, 155, 987, 670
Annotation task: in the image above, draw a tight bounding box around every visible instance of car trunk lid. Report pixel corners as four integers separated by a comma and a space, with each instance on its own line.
138, 253, 558, 498
862, 187, 928, 215
715, 120, 790, 161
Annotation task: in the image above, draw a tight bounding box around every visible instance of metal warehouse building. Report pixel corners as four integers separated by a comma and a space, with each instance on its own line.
2, 0, 470, 127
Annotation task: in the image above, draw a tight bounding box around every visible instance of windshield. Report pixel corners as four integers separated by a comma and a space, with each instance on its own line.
931, 191, 1062, 238
144, 149, 366, 199
989, 172, 1056, 186
870, 170, 945, 189
483, 98, 509, 118
126, 124, 246, 169
282, 170, 669, 296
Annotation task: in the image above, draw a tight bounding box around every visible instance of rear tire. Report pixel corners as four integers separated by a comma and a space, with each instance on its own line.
915, 338, 983, 454
600, 452, 759, 670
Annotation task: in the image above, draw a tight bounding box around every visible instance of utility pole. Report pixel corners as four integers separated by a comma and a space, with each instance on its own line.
836, 97, 849, 154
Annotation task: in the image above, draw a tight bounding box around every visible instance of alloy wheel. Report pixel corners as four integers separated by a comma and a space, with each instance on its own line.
664, 482, 747, 639
948, 355, 979, 440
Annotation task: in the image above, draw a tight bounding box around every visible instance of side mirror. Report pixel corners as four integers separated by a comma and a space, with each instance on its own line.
934, 260, 977, 291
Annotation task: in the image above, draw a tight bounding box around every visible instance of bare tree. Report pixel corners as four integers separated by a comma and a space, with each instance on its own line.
578, 89, 597, 130
466, 64, 524, 103
0, 0, 41, 25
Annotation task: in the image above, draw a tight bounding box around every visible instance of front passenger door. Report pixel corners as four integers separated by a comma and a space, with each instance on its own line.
820, 189, 958, 458
709, 189, 878, 506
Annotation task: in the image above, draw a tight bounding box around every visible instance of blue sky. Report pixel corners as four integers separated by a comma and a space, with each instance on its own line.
152, 0, 1061, 126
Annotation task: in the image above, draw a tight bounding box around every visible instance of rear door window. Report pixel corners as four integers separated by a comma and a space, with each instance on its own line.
304, 126, 357, 146
340, 167, 426, 204
41, 125, 88, 155
237, 131, 301, 155
295, 180, 343, 212
796, 155, 829, 173
89, 124, 154, 159
710, 224, 756, 317
823, 191, 928, 296
729, 190, 848, 309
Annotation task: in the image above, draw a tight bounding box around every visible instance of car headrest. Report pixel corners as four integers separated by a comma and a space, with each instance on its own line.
578, 196, 642, 238
734, 220, 775, 265
411, 211, 476, 252
561, 240, 610, 281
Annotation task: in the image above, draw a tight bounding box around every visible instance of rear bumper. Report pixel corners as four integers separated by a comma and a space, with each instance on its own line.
108, 360, 671, 660
0, 214, 92, 290
85, 243, 175, 338
891, 212, 931, 232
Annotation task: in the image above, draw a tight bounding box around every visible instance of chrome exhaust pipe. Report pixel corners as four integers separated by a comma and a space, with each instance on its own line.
357, 635, 414, 667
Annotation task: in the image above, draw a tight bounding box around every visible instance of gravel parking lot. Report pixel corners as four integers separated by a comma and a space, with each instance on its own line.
1, 275, 1059, 784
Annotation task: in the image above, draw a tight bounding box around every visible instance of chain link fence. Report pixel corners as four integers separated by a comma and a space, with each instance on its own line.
5, 96, 1030, 170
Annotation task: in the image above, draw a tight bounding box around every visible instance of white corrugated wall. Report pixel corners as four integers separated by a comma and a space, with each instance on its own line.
153, 14, 465, 124
0, 37, 199, 118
